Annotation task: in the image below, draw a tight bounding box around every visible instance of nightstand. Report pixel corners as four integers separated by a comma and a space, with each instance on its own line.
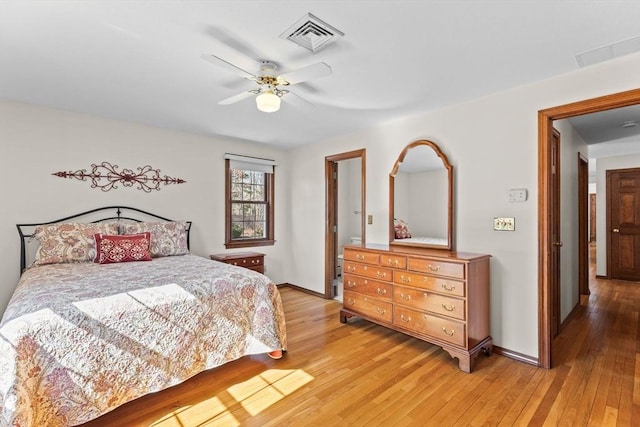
210, 252, 265, 274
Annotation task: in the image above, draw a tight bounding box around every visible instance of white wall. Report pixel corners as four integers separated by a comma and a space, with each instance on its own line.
595, 153, 640, 276
286, 52, 640, 359
0, 101, 291, 314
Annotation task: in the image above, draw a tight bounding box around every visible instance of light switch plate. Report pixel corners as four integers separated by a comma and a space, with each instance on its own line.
494, 217, 515, 231
508, 188, 527, 202
367, 215, 373, 225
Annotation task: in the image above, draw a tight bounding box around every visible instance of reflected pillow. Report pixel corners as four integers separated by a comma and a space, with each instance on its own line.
33, 222, 120, 266
121, 221, 188, 257
94, 232, 152, 264
394, 220, 412, 239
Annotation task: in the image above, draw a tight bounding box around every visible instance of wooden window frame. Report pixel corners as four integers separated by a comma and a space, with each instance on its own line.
225, 159, 275, 249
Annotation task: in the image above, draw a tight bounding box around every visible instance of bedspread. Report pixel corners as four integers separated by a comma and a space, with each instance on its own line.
0, 254, 287, 426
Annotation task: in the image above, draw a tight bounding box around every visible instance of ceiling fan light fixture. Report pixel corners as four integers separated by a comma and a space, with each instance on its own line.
256, 91, 281, 113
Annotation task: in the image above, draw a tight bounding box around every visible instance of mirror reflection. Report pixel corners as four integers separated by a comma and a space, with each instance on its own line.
390, 140, 453, 250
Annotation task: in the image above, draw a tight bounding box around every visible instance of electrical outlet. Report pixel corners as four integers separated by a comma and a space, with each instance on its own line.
367, 214, 373, 225
494, 217, 515, 231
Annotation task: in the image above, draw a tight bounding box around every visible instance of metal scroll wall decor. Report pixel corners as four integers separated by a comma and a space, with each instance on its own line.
53, 162, 186, 192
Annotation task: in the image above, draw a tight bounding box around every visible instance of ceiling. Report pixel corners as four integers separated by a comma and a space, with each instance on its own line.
1, 1, 639, 150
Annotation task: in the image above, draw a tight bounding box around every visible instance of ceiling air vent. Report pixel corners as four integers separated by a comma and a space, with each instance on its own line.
280, 13, 344, 53
575, 35, 640, 67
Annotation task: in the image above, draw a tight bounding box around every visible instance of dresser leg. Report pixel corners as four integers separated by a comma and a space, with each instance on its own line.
340, 310, 353, 323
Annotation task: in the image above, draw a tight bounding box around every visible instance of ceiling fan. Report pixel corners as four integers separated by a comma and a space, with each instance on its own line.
203, 54, 332, 113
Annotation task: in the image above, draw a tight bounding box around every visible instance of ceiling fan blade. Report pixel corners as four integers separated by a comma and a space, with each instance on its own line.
202, 54, 256, 80
218, 90, 255, 105
278, 62, 332, 85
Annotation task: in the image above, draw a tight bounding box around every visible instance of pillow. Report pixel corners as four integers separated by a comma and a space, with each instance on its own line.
33, 222, 120, 266
121, 221, 188, 257
94, 232, 152, 264
394, 219, 412, 239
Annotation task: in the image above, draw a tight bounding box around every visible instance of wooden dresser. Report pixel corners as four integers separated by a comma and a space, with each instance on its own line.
209, 252, 265, 274
340, 244, 491, 373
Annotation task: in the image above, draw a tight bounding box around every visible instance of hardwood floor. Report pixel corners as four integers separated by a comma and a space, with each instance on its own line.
85, 250, 640, 426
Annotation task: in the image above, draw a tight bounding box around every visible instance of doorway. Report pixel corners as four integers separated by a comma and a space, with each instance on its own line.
538, 88, 640, 369
325, 149, 366, 300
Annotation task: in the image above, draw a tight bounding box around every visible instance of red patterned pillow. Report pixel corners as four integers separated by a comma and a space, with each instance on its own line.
94, 233, 152, 264
394, 220, 412, 239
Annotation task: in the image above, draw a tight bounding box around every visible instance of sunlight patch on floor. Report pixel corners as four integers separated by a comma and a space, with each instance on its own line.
228, 369, 314, 416
150, 369, 314, 426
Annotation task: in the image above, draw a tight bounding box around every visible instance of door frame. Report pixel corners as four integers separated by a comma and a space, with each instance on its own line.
325, 149, 366, 299
538, 88, 640, 369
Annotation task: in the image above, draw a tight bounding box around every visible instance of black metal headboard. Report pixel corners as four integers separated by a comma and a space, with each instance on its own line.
17, 206, 192, 272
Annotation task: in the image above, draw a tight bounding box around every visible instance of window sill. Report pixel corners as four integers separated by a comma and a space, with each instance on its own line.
225, 239, 276, 249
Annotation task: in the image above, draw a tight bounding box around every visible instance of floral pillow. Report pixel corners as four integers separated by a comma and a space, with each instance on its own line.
121, 221, 189, 257
394, 219, 412, 239
33, 222, 120, 266
94, 232, 152, 264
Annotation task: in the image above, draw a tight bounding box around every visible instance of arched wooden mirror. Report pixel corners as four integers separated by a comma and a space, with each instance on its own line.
389, 139, 454, 250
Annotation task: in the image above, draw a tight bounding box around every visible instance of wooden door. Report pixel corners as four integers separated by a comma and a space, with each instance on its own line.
607, 167, 640, 281
578, 154, 589, 296
550, 129, 562, 337
326, 160, 339, 297
590, 194, 596, 242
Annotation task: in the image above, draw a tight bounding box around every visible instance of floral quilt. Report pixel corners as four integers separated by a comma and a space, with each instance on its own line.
0, 254, 287, 426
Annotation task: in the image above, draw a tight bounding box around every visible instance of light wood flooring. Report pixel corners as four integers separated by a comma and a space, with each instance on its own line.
84, 249, 640, 426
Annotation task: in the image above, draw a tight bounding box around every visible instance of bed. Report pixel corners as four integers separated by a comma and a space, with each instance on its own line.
0, 206, 287, 426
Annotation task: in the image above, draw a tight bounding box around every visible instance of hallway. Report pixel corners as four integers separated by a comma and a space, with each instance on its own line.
550, 243, 640, 423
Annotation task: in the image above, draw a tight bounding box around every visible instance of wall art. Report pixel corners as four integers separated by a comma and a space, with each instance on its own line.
53, 162, 186, 192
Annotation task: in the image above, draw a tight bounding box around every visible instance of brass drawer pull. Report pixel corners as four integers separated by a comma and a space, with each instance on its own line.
376, 288, 387, 296
442, 327, 455, 336
442, 303, 456, 312
441, 283, 455, 292
251, 259, 259, 264
400, 275, 411, 283
346, 281, 356, 288
376, 307, 386, 315
347, 265, 356, 272
399, 293, 411, 301
400, 314, 411, 322
428, 264, 440, 272
387, 259, 399, 266
356, 254, 365, 260
347, 298, 356, 306
376, 271, 387, 279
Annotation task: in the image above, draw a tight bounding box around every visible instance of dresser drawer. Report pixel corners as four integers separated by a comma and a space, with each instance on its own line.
344, 261, 392, 282
394, 306, 466, 347
393, 285, 466, 320
407, 258, 465, 279
344, 291, 393, 323
393, 271, 466, 297
210, 252, 265, 274
379, 254, 407, 269
343, 274, 392, 301
343, 249, 379, 265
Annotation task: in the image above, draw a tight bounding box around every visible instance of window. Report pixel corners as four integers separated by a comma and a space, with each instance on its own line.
224, 155, 275, 248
